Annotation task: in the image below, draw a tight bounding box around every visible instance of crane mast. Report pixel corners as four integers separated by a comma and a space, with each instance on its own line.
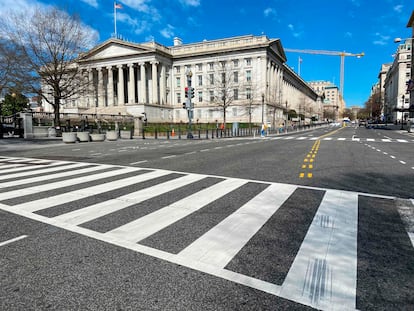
284, 48, 364, 96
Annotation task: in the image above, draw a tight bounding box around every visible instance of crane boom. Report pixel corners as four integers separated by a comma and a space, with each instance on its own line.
284, 48, 364, 96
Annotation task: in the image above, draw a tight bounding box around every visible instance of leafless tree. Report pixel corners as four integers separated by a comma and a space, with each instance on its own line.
0, 6, 98, 126
210, 61, 239, 127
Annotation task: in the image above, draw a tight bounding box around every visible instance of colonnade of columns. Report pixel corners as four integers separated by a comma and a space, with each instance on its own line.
83, 60, 168, 108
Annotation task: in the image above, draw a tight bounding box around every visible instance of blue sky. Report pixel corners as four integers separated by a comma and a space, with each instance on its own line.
1, 0, 413, 107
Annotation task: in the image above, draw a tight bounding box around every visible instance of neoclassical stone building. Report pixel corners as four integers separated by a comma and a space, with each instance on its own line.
42, 35, 321, 126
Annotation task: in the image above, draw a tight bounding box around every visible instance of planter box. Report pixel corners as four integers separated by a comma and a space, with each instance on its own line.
62, 132, 77, 143
106, 131, 119, 141
33, 126, 49, 138
120, 130, 132, 139
76, 132, 90, 142
90, 133, 106, 142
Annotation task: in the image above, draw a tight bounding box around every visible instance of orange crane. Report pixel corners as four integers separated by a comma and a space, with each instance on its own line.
284, 48, 364, 96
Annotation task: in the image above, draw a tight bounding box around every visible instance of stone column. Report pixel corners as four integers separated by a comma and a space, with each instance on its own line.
97, 67, 104, 107
107, 66, 114, 106
160, 64, 166, 105
128, 64, 135, 104
88, 68, 95, 108
151, 61, 159, 104
117, 65, 124, 106
139, 62, 147, 104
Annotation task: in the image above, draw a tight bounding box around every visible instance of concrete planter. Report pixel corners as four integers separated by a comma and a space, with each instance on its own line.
62, 132, 77, 143
33, 126, 49, 138
90, 133, 106, 142
120, 130, 132, 139
76, 132, 90, 142
106, 131, 119, 141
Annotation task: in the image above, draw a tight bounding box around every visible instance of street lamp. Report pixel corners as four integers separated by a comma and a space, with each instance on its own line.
261, 94, 264, 125
401, 95, 405, 129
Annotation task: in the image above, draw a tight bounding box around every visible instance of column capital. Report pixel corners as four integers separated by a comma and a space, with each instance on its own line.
117, 64, 124, 69
128, 63, 135, 68
150, 60, 159, 65
106, 65, 113, 70
139, 62, 146, 67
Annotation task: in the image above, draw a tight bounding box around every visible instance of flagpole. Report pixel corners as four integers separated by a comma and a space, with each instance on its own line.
114, 2, 117, 37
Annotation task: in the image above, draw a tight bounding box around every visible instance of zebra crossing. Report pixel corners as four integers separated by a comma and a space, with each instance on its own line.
0, 156, 412, 310
266, 136, 414, 143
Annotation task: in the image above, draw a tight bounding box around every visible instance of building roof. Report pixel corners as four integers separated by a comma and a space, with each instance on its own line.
407, 10, 414, 27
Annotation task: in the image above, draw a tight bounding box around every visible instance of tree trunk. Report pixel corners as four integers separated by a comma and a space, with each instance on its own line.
53, 97, 60, 127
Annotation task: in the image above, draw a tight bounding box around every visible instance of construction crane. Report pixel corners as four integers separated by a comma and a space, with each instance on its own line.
284, 48, 364, 96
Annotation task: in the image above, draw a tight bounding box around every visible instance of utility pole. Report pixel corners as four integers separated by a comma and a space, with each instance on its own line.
185, 70, 194, 139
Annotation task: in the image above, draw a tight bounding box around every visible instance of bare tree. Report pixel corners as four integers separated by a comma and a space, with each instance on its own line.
210, 61, 239, 127
0, 6, 98, 126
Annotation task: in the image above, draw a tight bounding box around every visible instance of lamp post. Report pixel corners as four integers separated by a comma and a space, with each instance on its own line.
285, 101, 288, 133
261, 93, 264, 125
401, 94, 405, 129
186, 69, 193, 139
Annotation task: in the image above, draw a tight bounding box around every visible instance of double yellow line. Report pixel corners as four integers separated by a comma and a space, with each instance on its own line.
299, 140, 320, 178
298, 127, 344, 179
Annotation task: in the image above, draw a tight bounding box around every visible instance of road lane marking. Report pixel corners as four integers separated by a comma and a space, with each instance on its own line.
162, 155, 177, 159
130, 160, 148, 165
0, 235, 28, 247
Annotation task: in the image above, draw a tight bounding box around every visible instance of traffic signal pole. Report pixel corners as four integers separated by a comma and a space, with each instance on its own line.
186, 70, 194, 139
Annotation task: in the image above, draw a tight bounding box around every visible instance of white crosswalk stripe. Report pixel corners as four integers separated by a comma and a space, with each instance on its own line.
265, 136, 413, 143
177, 183, 297, 268
0, 156, 410, 310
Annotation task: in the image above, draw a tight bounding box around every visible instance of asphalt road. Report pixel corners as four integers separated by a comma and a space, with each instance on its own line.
0, 124, 413, 310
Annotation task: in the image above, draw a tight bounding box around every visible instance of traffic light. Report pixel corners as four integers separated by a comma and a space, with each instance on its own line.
189, 87, 195, 98
185, 87, 189, 98
183, 102, 186, 109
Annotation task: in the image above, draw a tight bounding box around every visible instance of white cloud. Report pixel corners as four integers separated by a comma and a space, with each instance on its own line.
345, 32, 353, 38
393, 5, 403, 13
373, 32, 390, 45
160, 24, 175, 39
264, 8, 277, 18
287, 24, 303, 38
179, 0, 201, 7
80, 0, 98, 8
116, 12, 151, 35
0, 0, 99, 43
119, 0, 152, 13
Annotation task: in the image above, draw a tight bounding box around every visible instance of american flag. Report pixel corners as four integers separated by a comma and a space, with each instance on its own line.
114, 2, 123, 9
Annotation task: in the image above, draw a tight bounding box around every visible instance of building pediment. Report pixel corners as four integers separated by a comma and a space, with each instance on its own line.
269, 39, 287, 63
79, 38, 154, 62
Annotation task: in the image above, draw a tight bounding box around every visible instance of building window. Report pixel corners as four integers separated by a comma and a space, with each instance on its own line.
197, 63, 203, 71
209, 62, 214, 70
176, 66, 180, 74
232, 107, 237, 117
246, 70, 251, 82
221, 72, 226, 83
245, 58, 252, 66
246, 88, 251, 99
234, 71, 238, 83
209, 73, 214, 85
234, 88, 239, 100
233, 59, 239, 67
198, 91, 203, 102
209, 90, 214, 102
198, 75, 203, 86
176, 77, 181, 88
177, 92, 181, 103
